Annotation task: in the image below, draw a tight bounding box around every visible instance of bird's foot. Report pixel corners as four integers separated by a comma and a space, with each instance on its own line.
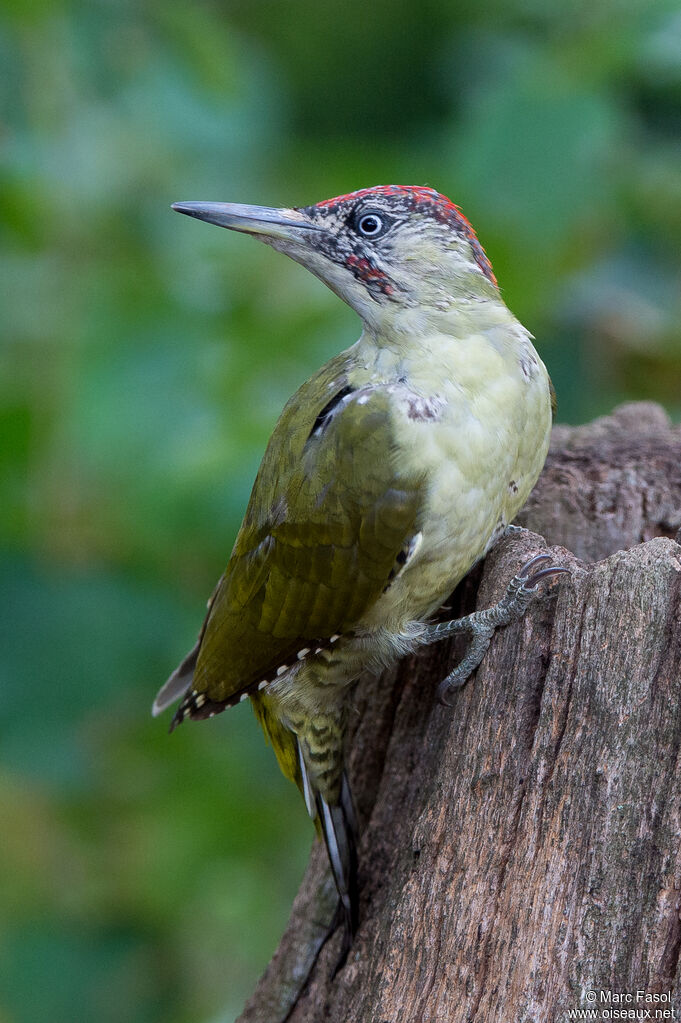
420, 553, 570, 706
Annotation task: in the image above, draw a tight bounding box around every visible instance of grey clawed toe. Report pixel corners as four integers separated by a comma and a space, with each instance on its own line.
419, 551, 569, 706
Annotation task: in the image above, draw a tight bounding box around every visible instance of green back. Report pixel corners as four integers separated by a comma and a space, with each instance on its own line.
193, 353, 424, 702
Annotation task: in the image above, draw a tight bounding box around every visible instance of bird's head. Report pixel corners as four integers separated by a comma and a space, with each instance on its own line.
172, 185, 498, 332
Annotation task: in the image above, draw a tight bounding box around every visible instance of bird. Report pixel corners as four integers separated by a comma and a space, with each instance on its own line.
153, 184, 566, 944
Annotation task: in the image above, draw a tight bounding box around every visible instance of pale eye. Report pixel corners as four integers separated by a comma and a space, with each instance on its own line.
357, 213, 383, 237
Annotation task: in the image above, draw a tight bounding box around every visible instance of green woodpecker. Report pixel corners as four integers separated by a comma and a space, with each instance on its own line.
154, 185, 565, 939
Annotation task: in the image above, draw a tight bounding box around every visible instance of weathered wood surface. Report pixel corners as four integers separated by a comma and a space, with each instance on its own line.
238, 403, 681, 1023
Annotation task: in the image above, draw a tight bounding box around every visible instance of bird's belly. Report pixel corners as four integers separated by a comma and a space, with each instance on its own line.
359, 368, 551, 628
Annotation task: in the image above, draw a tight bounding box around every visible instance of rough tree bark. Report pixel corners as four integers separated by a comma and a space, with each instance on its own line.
237, 402, 681, 1023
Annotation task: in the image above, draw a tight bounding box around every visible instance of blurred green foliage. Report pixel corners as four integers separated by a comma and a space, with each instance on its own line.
1, 0, 680, 1020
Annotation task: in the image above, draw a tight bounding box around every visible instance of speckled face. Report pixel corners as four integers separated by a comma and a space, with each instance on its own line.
297, 185, 497, 304
171, 185, 499, 325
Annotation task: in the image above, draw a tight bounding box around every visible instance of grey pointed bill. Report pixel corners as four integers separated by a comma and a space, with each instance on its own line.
171, 201, 323, 240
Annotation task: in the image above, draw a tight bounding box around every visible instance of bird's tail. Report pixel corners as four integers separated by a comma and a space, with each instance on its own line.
316, 771, 359, 940
251, 693, 359, 940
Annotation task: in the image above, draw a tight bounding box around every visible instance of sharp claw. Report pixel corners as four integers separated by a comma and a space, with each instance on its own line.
517, 552, 553, 579
437, 678, 463, 706
435, 553, 569, 708
523, 565, 571, 589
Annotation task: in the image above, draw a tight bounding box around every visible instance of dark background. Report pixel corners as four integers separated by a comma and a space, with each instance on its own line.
1, 1, 680, 1020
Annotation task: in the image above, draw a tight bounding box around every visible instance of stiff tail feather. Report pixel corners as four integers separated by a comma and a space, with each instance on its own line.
152, 639, 200, 717
316, 770, 359, 939
241, 694, 361, 944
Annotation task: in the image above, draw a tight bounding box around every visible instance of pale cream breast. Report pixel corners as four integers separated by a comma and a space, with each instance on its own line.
359, 326, 552, 628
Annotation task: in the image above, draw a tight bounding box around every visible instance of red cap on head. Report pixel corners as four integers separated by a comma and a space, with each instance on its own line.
313, 185, 497, 287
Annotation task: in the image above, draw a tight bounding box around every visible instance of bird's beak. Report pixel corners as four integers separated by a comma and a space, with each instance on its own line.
171, 201, 323, 242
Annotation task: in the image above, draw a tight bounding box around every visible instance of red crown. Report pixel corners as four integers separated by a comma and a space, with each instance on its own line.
314, 185, 497, 287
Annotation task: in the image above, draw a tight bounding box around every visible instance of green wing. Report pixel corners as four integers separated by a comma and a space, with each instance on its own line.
185, 355, 424, 707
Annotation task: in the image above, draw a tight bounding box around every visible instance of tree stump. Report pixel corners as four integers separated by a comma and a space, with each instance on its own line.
238, 402, 681, 1023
